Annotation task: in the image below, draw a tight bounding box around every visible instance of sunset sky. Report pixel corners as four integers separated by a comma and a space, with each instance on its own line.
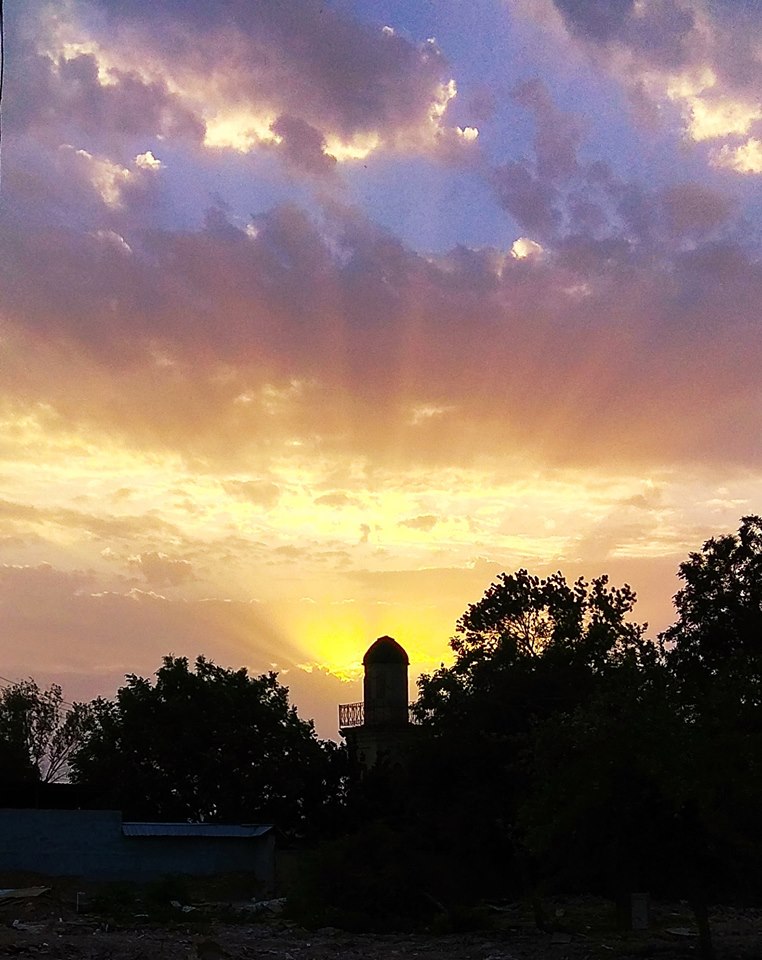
2, 0, 762, 736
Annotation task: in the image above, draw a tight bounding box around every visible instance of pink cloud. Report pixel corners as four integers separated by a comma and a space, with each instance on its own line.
1, 189, 761, 473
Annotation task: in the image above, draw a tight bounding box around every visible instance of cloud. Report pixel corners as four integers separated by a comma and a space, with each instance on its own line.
0, 560, 304, 689
510, 0, 762, 172
271, 546, 303, 561
28, 0, 468, 168
1, 2, 761, 488
128, 551, 195, 587
270, 115, 337, 176
399, 515, 439, 532
9, 39, 205, 150
511, 237, 545, 260
222, 480, 282, 508
714, 138, 762, 174
135, 151, 162, 171
512, 79, 583, 181
2, 182, 762, 477
0, 562, 94, 602
552, 0, 695, 62
0, 499, 181, 543
492, 84, 739, 250
492, 161, 561, 239
659, 182, 734, 237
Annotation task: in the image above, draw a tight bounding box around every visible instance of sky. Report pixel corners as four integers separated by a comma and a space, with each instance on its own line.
1, 0, 761, 737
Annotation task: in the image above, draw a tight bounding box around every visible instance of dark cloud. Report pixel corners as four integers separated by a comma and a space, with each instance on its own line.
55, 0, 457, 158
490, 81, 583, 239
553, 0, 635, 43
513, 79, 583, 181
659, 183, 734, 239
492, 88, 740, 251
549, 0, 762, 117
491, 161, 561, 238
9, 50, 204, 149
271, 115, 337, 176
552, 0, 696, 68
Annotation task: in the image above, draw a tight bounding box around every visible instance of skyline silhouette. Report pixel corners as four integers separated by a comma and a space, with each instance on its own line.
1, 0, 761, 736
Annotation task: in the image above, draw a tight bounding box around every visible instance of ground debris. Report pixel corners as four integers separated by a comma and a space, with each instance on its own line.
1, 885, 762, 960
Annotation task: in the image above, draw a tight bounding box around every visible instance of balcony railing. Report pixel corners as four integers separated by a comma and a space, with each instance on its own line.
338, 702, 420, 729
339, 701, 364, 729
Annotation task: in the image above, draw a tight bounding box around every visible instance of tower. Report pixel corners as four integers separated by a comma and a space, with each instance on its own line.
362, 635, 409, 727
339, 635, 412, 772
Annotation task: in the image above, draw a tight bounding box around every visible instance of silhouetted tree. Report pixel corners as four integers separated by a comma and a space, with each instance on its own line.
70, 655, 346, 830
655, 516, 762, 957
416, 569, 650, 734
520, 647, 676, 898
0, 679, 90, 784
663, 514, 762, 705
410, 570, 653, 907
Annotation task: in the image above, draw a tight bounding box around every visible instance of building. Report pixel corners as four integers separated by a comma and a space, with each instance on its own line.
338, 635, 415, 772
0, 809, 275, 885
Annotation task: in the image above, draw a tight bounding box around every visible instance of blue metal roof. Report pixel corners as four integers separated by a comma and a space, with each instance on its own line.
121, 823, 273, 838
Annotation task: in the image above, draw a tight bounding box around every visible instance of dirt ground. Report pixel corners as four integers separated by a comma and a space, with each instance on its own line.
1, 879, 761, 960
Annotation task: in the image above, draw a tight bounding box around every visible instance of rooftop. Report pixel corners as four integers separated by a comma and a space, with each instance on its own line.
363, 635, 409, 666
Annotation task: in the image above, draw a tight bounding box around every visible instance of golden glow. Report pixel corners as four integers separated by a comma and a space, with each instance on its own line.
204, 113, 282, 152
687, 98, 761, 143
4, 381, 762, 735
69, 148, 133, 208
664, 66, 716, 102
456, 126, 479, 141
324, 132, 381, 162
714, 138, 762, 174
511, 237, 544, 259
431, 78, 457, 121
135, 151, 162, 170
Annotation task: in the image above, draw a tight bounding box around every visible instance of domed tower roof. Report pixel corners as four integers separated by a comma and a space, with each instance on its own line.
363, 635, 409, 666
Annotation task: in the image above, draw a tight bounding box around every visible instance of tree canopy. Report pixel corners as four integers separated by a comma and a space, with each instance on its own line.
0, 679, 89, 784
69, 655, 345, 829
415, 568, 652, 736
662, 514, 762, 705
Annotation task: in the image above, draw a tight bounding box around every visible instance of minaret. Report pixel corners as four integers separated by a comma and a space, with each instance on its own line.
339, 635, 412, 772
362, 635, 409, 727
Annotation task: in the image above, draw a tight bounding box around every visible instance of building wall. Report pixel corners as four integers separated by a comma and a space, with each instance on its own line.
0, 809, 274, 884
348, 725, 415, 771
363, 661, 408, 726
